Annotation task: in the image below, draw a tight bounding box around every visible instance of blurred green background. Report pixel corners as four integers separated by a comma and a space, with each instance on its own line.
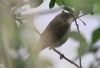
0, 0, 100, 68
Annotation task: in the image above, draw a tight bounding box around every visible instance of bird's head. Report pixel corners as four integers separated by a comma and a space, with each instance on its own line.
61, 10, 73, 18
61, 10, 74, 25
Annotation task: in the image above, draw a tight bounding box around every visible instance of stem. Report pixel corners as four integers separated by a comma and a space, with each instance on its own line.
53, 48, 80, 68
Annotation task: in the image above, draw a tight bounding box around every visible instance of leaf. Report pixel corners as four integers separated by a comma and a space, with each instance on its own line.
55, 0, 73, 7
49, 0, 55, 9
30, 0, 43, 8
69, 31, 89, 56
94, 2, 100, 14
55, 0, 63, 6
89, 46, 99, 53
82, 6, 94, 15
69, 31, 88, 46
92, 27, 100, 44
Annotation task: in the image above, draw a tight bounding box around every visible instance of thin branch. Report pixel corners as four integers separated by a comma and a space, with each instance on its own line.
53, 48, 80, 68
78, 18, 86, 26
69, 12, 81, 33
63, 7, 84, 68
75, 17, 83, 68
76, 14, 87, 26
79, 58, 82, 68
76, 16, 83, 68
75, 22, 80, 33
68, 10, 84, 68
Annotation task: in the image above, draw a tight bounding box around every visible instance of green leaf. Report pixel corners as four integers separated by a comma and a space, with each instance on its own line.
49, 0, 56, 8
89, 46, 99, 53
69, 31, 88, 46
55, 0, 63, 6
55, 0, 73, 7
82, 5, 94, 15
92, 27, 100, 44
69, 31, 89, 56
55, 0, 95, 14
94, 3, 100, 14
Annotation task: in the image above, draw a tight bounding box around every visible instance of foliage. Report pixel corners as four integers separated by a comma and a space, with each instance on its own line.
0, 0, 52, 68
0, 0, 100, 68
69, 31, 89, 57
70, 28, 100, 68
92, 27, 100, 44
49, 0, 100, 14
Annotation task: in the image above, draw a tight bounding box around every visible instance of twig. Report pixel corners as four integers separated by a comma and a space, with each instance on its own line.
63, 7, 83, 68
76, 16, 83, 68
75, 22, 80, 33
68, 9, 84, 68
79, 57, 82, 68
53, 48, 80, 68
75, 17, 83, 68
74, 17, 83, 68
69, 12, 81, 33
76, 14, 87, 26
78, 18, 86, 26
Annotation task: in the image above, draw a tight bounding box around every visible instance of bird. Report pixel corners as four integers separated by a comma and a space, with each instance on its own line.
35, 9, 74, 53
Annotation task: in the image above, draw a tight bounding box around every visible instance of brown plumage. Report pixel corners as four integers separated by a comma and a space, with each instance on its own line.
36, 10, 74, 52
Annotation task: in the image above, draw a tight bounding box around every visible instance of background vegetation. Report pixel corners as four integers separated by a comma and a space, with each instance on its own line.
0, 0, 100, 68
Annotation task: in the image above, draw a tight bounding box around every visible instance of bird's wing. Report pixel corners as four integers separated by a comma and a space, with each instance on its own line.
36, 15, 63, 51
